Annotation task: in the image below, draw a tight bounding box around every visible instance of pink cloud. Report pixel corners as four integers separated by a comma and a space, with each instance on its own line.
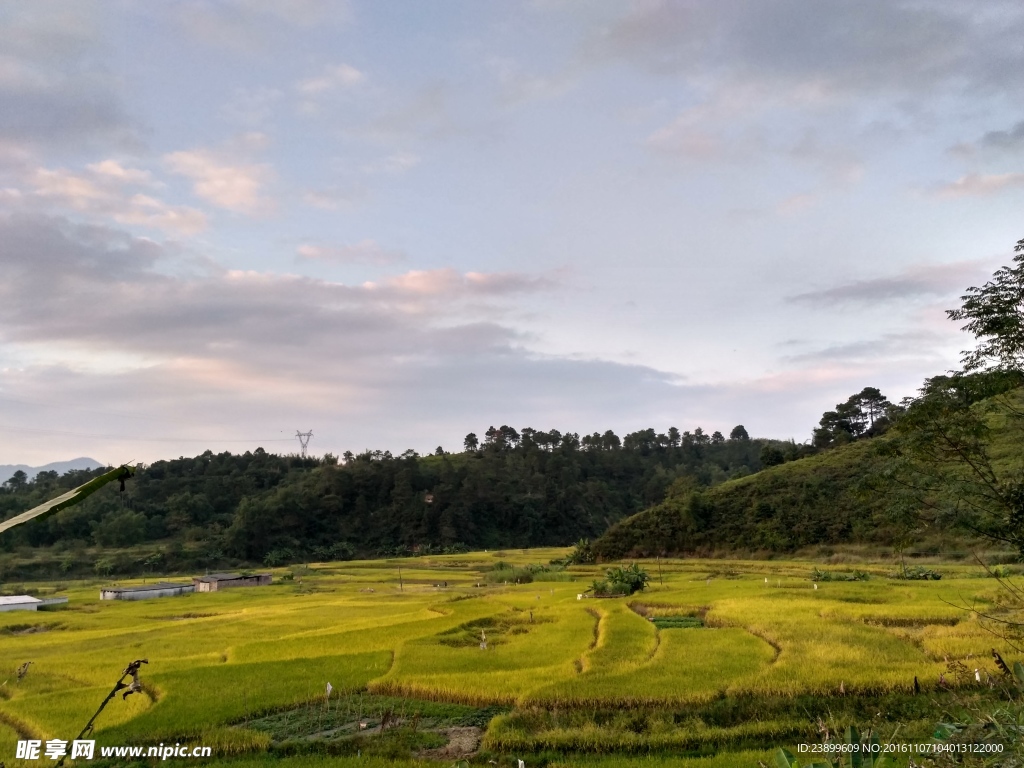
934, 172, 1024, 198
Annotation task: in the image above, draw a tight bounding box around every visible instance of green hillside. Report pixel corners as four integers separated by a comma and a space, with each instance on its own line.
594, 382, 1024, 559
593, 440, 882, 559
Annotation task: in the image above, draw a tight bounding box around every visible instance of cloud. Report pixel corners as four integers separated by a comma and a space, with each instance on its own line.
977, 120, 1024, 152
0, 215, 956, 463
164, 149, 273, 214
220, 87, 283, 126
362, 85, 451, 142
361, 152, 420, 174
173, 0, 349, 53
776, 193, 817, 215
85, 160, 154, 185
645, 121, 723, 160
787, 261, 990, 306
297, 240, 405, 266
0, 215, 556, 366
950, 120, 1024, 156
577, 1, 1024, 179
580, 1, 1024, 97
0, 214, 710, 463
486, 57, 577, 105
642, 87, 863, 181
26, 163, 207, 235
0, 6, 138, 152
782, 330, 951, 365
301, 185, 367, 210
296, 63, 364, 95
369, 269, 557, 299
933, 172, 1024, 198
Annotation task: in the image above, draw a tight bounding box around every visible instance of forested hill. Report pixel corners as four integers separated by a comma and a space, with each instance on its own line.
0, 426, 798, 571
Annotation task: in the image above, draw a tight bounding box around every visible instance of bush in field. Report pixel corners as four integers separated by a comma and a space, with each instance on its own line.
568, 538, 595, 564
484, 566, 534, 584
591, 563, 649, 596
811, 567, 870, 582
892, 565, 942, 580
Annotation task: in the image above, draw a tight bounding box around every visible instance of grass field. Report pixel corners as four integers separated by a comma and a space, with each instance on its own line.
0, 548, 1021, 767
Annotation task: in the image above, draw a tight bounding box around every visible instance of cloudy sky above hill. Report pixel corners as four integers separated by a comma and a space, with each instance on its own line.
1, 1, 1023, 465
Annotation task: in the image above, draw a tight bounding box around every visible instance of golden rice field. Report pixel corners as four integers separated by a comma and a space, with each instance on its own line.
0, 548, 1018, 767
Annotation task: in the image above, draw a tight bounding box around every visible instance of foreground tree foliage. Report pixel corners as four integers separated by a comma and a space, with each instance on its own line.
877, 238, 1024, 558
877, 371, 1024, 556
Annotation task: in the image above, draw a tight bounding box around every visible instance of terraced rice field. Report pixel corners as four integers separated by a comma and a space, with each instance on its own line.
0, 549, 1017, 767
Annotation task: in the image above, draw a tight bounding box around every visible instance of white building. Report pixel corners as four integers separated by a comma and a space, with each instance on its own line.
0, 595, 41, 612
100, 582, 194, 601
0, 596, 67, 612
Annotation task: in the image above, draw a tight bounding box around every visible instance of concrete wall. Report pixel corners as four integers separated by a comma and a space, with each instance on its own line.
100, 585, 194, 601
0, 602, 38, 612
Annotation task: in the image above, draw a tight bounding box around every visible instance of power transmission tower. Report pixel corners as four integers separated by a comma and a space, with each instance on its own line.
295, 430, 313, 458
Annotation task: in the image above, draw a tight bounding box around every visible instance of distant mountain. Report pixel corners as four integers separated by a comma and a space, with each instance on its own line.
0, 458, 104, 484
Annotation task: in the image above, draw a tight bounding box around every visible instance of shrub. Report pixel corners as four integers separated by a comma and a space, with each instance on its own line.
484, 567, 534, 584
589, 563, 649, 596
568, 538, 596, 564
892, 565, 941, 580
812, 567, 870, 582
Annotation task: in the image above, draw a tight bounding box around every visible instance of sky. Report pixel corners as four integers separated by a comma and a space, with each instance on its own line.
1, 0, 1024, 466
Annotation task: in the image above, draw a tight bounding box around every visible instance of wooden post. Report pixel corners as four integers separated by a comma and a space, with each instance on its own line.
657, 555, 664, 586
398, 565, 403, 592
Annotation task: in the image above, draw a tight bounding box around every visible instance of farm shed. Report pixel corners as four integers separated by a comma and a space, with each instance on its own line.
100, 583, 194, 601
192, 573, 272, 592
0, 596, 67, 612
0, 595, 41, 612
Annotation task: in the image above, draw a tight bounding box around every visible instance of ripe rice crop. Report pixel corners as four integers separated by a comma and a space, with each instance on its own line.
0, 550, 1015, 766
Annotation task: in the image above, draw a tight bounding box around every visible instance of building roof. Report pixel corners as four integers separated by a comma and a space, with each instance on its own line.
195, 572, 269, 582
102, 582, 192, 593
0, 595, 41, 605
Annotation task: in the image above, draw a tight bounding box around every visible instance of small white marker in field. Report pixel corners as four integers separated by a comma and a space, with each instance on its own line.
764, 578, 768, 583
975, 668, 981, 682
813, 583, 818, 590
577, 594, 582, 600
519, 760, 525, 768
